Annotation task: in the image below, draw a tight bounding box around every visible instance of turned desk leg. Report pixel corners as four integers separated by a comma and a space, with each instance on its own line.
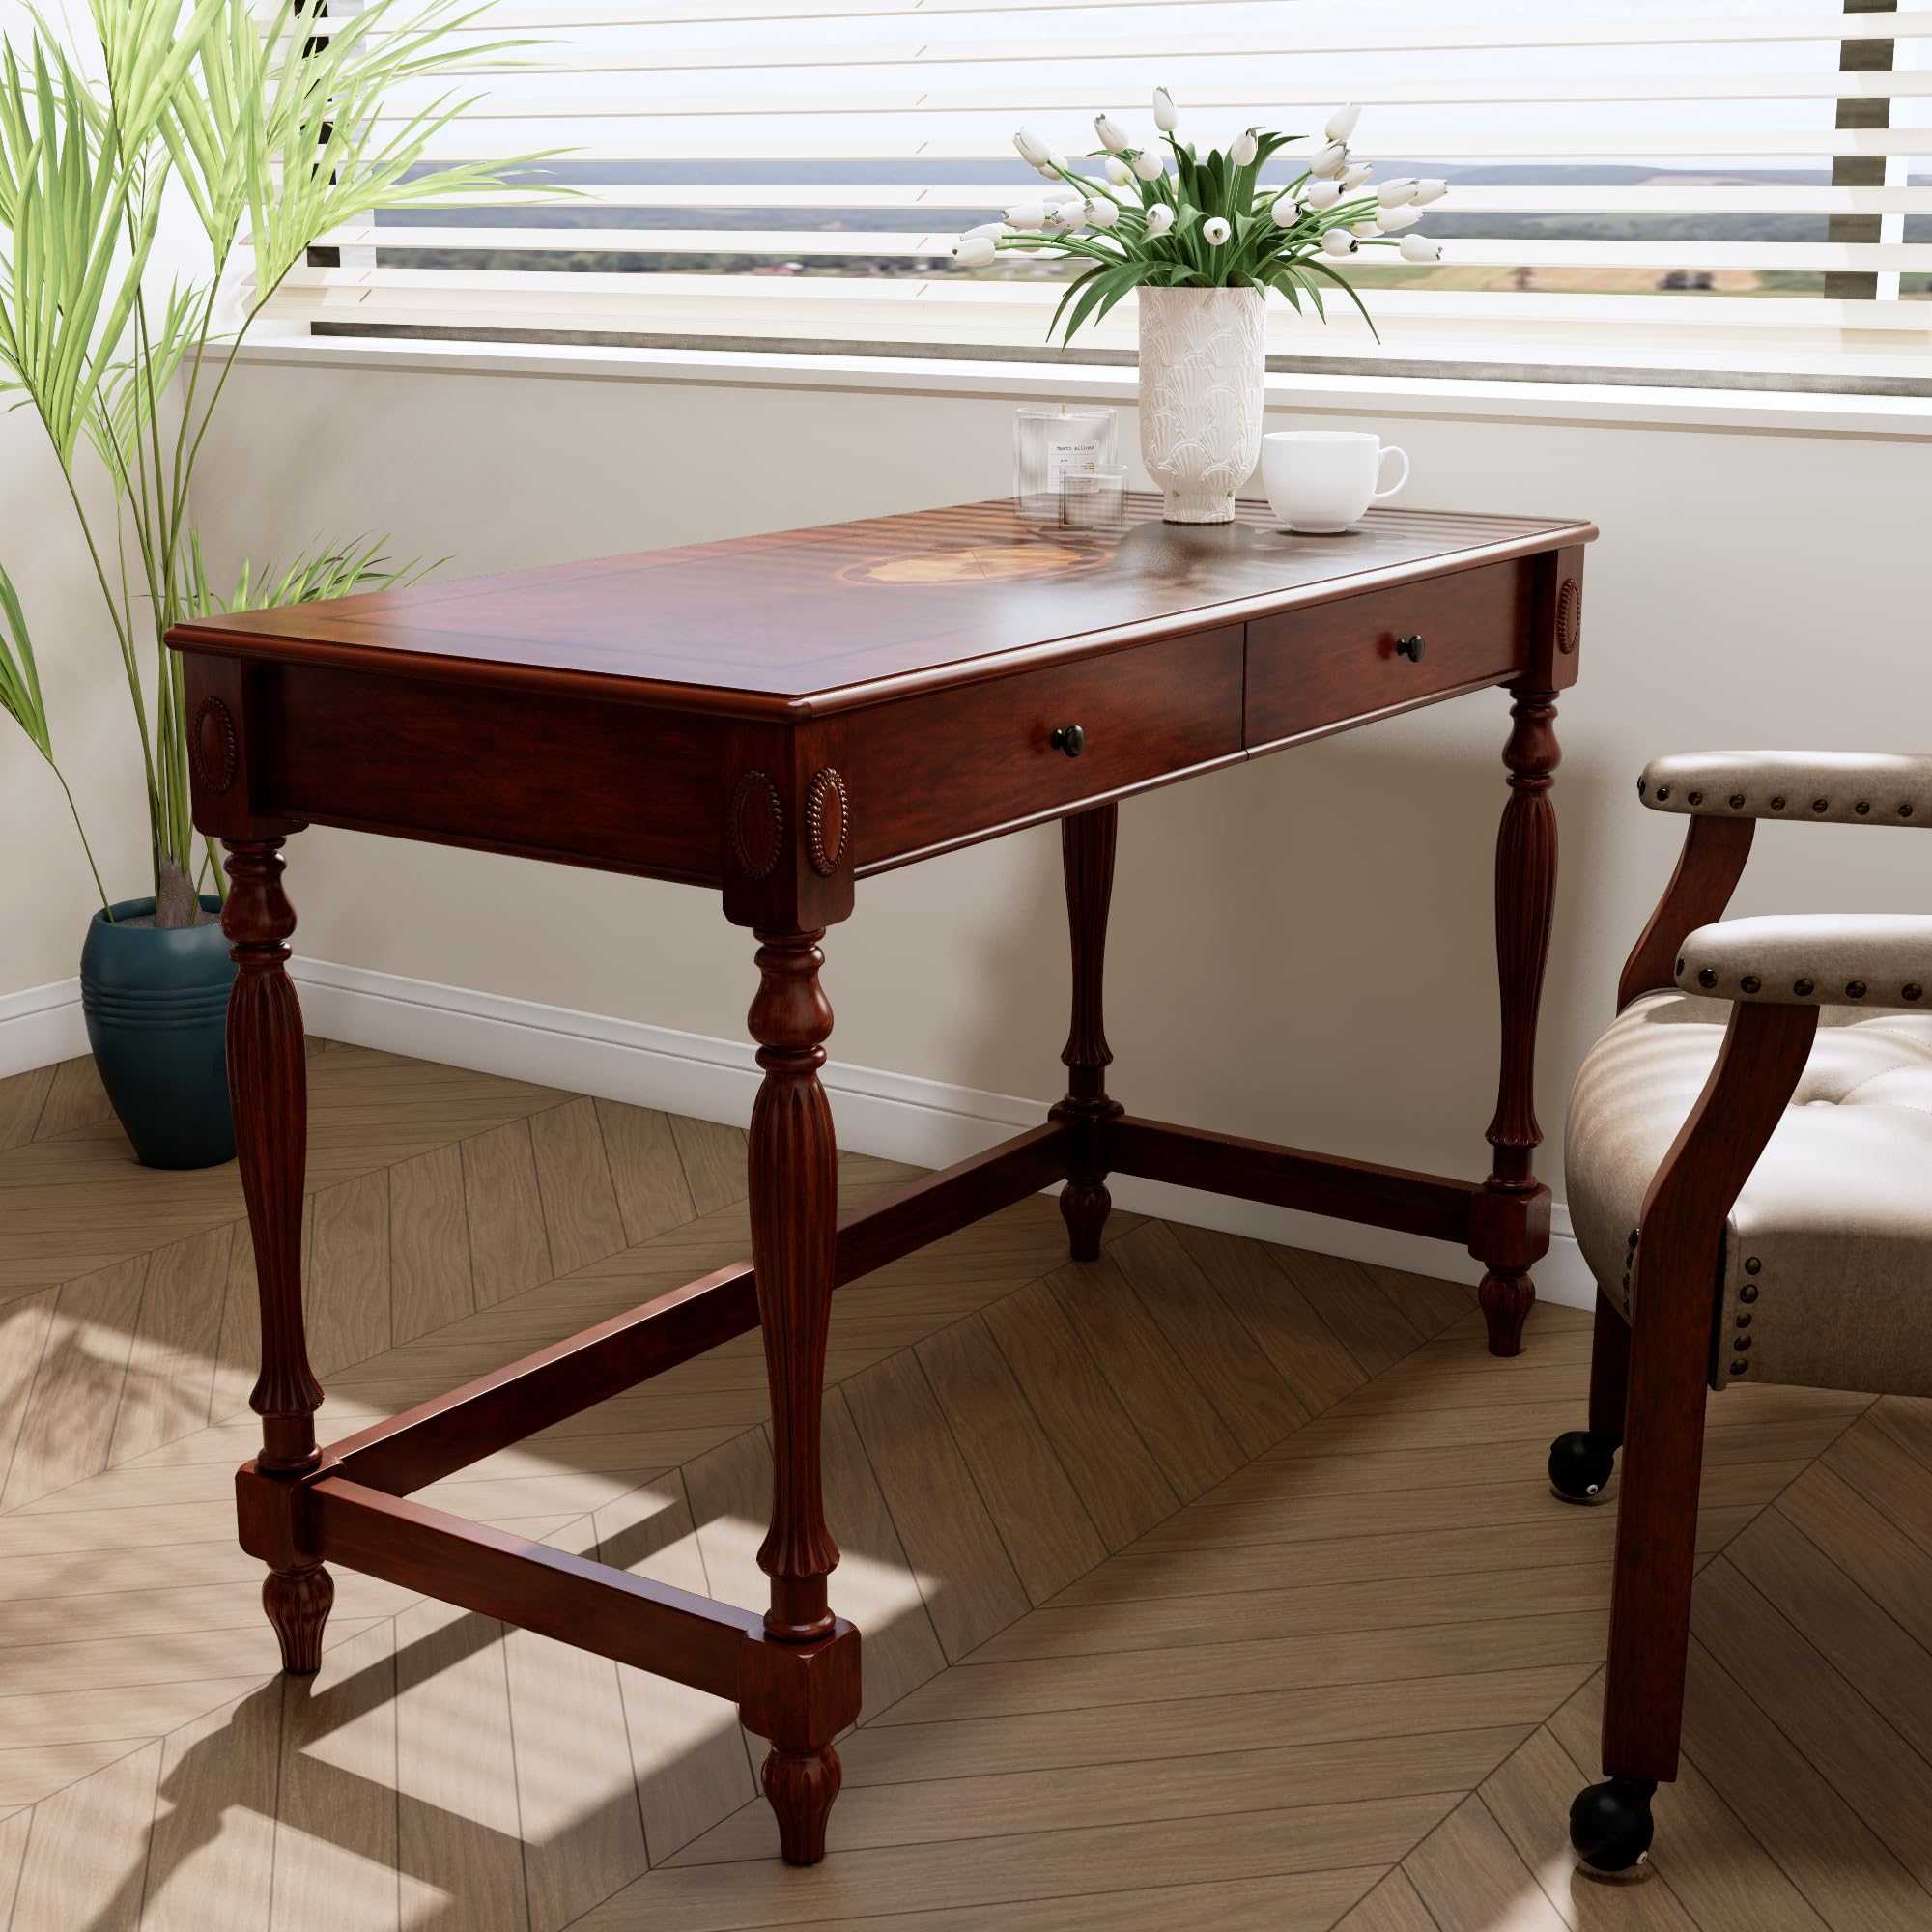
1478, 686, 1560, 1357
1052, 804, 1124, 1261
746, 928, 844, 1862
222, 838, 330, 1672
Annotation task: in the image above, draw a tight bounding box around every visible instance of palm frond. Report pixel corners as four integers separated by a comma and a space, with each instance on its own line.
80, 275, 201, 490
169, 0, 566, 298
0, 36, 159, 467
79, 0, 232, 155
0, 558, 50, 756
180, 531, 440, 617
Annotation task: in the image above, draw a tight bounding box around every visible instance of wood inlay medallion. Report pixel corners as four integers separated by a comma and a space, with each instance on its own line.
804, 769, 849, 876
838, 543, 1108, 587
192, 696, 239, 795
729, 771, 784, 879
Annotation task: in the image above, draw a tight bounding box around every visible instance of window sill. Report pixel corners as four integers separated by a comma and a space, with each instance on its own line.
233, 332, 1932, 440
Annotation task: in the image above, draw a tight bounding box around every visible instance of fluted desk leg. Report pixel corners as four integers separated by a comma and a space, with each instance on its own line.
223, 837, 330, 1671
1478, 686, 1559, 1356
747, 927, 844, 1862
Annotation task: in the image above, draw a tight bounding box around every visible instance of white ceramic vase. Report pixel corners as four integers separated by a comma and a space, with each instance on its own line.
1137, 285, 1265, 524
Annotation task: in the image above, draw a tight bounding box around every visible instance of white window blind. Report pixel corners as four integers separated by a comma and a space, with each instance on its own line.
270, 0, 1932, 393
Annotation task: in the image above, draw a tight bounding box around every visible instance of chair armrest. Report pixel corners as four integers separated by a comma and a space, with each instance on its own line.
1674, 914, 1932, 1009
1640, 752, 1932, 828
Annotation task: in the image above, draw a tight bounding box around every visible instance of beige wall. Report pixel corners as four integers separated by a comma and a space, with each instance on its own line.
186, 359, 1932, 1197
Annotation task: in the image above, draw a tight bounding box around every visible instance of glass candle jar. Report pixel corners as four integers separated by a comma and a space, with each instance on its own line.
1013, 407, 1118, 522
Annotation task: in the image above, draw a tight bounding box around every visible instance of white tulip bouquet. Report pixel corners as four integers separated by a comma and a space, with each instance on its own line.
953, 91, 1445, 343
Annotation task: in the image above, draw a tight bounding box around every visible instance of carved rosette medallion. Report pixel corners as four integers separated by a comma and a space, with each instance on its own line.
1556, 577, 1582, 655
804, 768, 849, 877
192, 696, 239, 795
730, 771, 785, 879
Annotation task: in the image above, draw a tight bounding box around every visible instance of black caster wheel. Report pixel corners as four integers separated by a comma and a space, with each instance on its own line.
1570, 1777, 1655, 1873
1548, 1430, 1618, 1504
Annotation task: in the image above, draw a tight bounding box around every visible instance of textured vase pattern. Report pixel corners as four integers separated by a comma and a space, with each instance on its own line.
1138, 286, 1265, 524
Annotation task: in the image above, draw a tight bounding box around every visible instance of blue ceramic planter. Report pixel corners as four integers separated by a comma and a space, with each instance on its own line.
81, 895, 236, 1170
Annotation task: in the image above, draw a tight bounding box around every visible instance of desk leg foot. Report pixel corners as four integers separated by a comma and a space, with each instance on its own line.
264, 1560, 333, 1676
1059, 1179, 1113, 1264
1056, 804, 1122, 1263
762, 1743, 842, 1865
1479, 1270, 1535, 1357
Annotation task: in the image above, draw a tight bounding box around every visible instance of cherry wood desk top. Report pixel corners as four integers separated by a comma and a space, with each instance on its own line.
173, 497, 1593, 932
174, 497, 1594, 719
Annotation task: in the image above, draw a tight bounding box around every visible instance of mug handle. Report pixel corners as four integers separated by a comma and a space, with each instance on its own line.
1373, 445, 1410, 500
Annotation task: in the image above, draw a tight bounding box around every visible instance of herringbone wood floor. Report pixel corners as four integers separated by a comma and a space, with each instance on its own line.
2, 1042, 1929, 1930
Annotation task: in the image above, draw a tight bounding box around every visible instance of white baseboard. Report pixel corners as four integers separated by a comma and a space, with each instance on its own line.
292, 956, 1595, 1312
0, 978, 88, 1079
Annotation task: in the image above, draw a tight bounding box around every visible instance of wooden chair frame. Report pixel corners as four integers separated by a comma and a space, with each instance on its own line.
1569, 811, 1818, 1864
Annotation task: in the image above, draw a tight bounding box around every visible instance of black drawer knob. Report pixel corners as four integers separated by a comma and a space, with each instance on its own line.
1050, 724, 1086, 757
1396, 634, 1426, 662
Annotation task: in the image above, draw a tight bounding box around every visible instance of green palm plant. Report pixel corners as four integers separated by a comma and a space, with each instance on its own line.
0, 0, 549, 925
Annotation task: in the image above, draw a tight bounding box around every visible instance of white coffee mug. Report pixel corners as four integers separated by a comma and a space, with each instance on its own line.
1263, 430, 1410, 533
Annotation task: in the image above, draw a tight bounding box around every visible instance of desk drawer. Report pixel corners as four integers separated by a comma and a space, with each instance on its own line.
1245, 559, 1531, 750
847, 623, 1244, 868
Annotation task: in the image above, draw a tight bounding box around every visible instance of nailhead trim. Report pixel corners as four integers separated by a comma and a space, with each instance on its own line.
1698, 972, 1923, 1002
1737, 1259, 1763, 1367
1662, 794, 1926, 820
1642, 789, 1928, 819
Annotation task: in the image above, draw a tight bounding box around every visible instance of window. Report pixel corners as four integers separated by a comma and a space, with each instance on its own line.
275, 0, 1932, 393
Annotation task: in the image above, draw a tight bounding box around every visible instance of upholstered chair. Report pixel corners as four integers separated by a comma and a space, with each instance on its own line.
1549, 751, 1932, 1873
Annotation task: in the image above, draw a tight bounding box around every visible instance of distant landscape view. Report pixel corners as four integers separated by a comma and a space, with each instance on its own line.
375, 157, 1932, 300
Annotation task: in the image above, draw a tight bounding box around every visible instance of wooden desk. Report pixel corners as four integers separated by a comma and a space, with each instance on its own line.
171, 495, 1594, 1864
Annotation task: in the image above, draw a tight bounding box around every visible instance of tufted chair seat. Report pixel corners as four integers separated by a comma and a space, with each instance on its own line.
1547, 750, 1932, 1881
1567, 992, 1932, 1399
